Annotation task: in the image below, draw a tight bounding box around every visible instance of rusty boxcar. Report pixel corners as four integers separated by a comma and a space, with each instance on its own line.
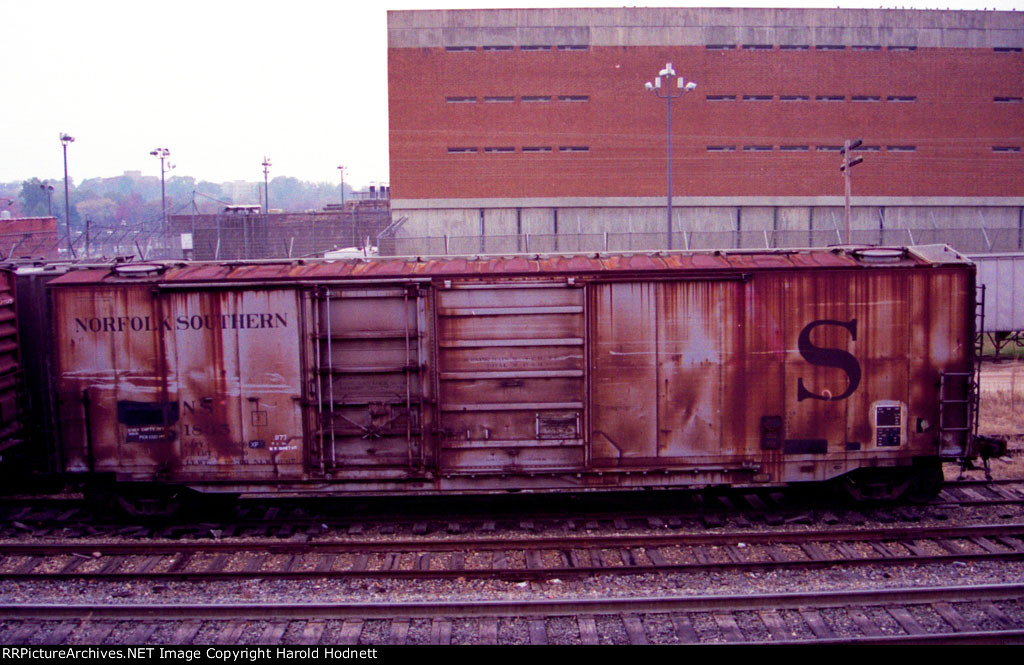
0, 268, 22, 458
47, 245, 982, 502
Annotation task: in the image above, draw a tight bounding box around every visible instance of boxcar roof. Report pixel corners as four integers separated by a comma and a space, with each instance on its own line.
47, 244, 971, 286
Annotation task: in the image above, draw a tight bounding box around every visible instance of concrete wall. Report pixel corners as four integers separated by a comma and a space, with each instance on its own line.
389, 8, 1024, 49
389, 198, 1024, 256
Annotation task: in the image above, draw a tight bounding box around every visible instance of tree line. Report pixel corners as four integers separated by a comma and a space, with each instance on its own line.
0, 175, 353, 231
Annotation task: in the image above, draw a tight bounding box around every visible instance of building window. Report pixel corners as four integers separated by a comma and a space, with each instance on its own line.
522, 146, 553, 153
445, 96, 477, 103
482, 45, 513, 51
995, 97, 1023, 103
852, 96, 881, 102
888, 46, 917, 51
994, 47, 1023, 53
521, 45, 552, 51
522, 96, 552, 103
447, 147, 478, 154
556, 45, 588, 51
557, 95, 589, 102
743, 95, 773, 101
706, 44, 736, 50
706, 95, 737, 102
816, 95, 845, 102
780, 95, 810, 101
780, 145, 810, 152
853, 145, 881, 152
817, 146, 843, 152
993, 146, 1022, 153
742, 44, 772, 50
445, 46, 476, 52
887, 145, 917, 152
816, 45, 846, 51
887, 96, 917, 102
706, 145, 737, 152
484, 147, 515, 153
483, 96, 514, 103
779, 44, 810, 50
558, 146, 589, 152
744, 145, 773, 152
852, 45, 881, 51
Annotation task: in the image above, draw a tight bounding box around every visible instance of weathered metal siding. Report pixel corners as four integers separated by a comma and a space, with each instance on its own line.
54, 285, 169, 475
588, 265, 973, 483
53, 283, 305, 481
165, 288, 304, 480
590, 279, 748, 465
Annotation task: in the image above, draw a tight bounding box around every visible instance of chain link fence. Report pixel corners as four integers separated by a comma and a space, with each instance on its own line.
388, 226, 1024, 257
3, 221, 1021, 262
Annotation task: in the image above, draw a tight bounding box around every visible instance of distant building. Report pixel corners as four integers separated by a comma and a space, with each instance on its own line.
388, 7, 1024, 252
0, 217, 59, 260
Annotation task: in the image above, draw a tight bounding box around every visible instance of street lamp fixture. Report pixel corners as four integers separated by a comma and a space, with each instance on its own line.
149, 148, 173, 233
644, 63, 697, 250
337, 165, 346, 208
262, 157, 272, 214
59, 133, 74, 256
40, 183, 54, 216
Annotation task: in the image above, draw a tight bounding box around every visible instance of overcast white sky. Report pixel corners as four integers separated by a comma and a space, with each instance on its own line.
1, 1, 1018, 188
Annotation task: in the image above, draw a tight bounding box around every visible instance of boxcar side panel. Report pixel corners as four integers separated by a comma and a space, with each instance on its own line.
54, 285, 172, 477
168, 288, 304, 481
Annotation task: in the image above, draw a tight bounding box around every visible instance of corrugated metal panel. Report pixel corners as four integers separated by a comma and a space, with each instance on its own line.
0, 270, 20, 450
972, 253, 1024, 332
436, 280, 586, 472
312, 284, 430, 474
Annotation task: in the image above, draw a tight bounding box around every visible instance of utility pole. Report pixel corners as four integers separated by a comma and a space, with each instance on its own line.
840, 138, 864, 244
337, 165, 346, 208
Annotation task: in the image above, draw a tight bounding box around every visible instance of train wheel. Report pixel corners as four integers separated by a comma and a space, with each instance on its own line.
904, 460, 945, 503
839, 461, 944, 503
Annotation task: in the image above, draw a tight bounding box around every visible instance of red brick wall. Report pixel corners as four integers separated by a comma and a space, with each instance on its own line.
389, 46, 1024, 200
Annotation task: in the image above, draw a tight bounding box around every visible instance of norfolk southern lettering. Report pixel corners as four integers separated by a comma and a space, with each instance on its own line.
74, 312, 288, 333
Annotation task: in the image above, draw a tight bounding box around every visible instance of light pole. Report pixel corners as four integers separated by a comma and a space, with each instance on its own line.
337, 165, 346, 208
40, 183, 54, 216
262, 157, 272, 214
59, 133, 74, 256
150, 148, 173, 233
644, 63, 697, 250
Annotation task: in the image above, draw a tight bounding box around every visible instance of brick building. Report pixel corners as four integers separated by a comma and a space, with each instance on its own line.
387, 7, 1024, 253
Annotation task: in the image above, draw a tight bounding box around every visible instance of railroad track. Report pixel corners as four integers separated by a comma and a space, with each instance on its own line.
2, 584, 1022, 644
1, 479, 1022, 540
2, 523, 1022, 582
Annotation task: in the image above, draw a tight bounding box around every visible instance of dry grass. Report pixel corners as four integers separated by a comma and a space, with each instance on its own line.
978, 362, 1024, 437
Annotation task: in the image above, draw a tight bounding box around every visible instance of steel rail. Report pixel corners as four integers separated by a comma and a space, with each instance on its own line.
1, 522, 1021, 554
3, 583, 1022, 620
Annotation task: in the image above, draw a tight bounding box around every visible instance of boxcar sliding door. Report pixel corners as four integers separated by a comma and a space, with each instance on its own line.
434, 280, 586, 473
308, 283, 430, 476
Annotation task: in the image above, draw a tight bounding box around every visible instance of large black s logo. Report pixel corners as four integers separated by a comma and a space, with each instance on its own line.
796, 319, 861, 402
